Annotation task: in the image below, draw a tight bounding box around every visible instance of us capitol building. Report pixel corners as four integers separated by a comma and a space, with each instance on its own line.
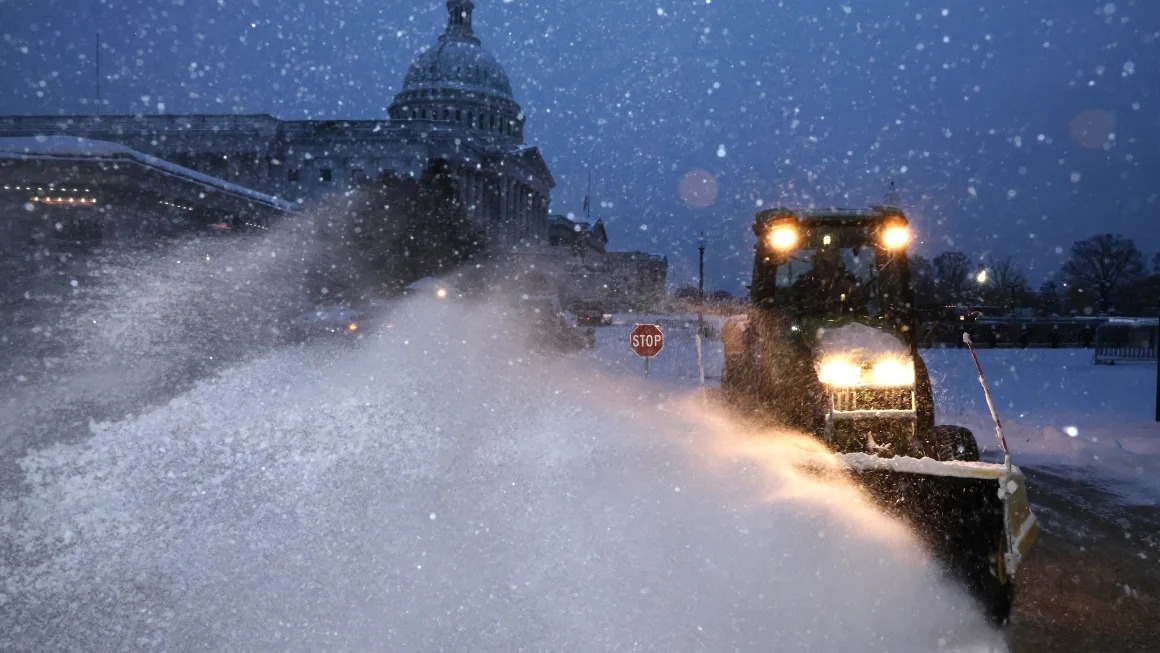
0, 0, 666, 308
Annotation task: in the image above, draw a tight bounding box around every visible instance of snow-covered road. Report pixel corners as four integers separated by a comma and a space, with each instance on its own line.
1, 296, 1005, 652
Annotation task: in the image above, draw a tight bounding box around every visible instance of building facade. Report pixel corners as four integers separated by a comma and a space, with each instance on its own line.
0, 0, 553, 251
0, 0, 667, 305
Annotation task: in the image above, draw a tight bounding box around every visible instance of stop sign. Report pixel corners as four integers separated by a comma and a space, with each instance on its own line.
629, 323, 664, 357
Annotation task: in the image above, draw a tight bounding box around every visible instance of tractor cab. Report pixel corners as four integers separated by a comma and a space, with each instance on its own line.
751, 207, 916, 338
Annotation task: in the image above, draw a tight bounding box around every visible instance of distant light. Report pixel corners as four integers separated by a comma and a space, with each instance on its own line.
36, 196, 98, 205
1064, 426, 1079, 437
976, 269, 988, 284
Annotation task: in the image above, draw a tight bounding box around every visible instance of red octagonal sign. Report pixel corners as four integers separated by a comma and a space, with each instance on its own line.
629, 323, 664, 358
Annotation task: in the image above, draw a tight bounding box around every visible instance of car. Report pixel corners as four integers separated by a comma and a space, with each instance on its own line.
575, 308, 613, 327
568, 300, 613, 326
284, 304, 392, 342
519, 296, 595, 351
403, 277, 461, 300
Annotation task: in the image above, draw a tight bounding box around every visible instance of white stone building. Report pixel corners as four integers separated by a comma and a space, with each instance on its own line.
0, 0, 553, 250
0, 0, 667, 305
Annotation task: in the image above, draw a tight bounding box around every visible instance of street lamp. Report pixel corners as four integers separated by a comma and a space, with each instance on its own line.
697, 232, 706, 336
974, 266, 988, 307
698, 231, 706, 301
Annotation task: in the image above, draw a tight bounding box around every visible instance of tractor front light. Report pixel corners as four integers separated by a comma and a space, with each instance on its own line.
819, 358, 915, 387
769, 225, 798, 250
818, 359, 862, 387
870, 360, 915, 386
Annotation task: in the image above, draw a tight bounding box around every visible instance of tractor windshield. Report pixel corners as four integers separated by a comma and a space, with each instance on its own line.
771, 222, 909, 320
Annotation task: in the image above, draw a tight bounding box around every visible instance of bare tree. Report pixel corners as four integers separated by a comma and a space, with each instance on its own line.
932, 251, 971, 303
908, 255, 939, 305
1037, 280, 1062, 315
1061, 234, 1146, 312
985, 255, 1029, 309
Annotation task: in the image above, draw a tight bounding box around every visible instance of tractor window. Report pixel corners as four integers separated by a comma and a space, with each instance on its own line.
776, 248, 877, 288
774, 246, 883, 316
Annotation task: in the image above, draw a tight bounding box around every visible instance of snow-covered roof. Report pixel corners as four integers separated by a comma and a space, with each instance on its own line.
0, 135, 297, 212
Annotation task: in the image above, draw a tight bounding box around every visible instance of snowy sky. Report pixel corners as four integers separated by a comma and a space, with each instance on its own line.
2, 0, 1157, 291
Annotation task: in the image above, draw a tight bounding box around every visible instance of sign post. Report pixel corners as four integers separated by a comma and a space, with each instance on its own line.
629, 323, 664, 378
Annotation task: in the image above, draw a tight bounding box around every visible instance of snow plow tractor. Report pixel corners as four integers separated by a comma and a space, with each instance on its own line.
721, 207, 1038, 624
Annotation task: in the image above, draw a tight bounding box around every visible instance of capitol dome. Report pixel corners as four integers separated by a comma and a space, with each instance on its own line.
389, 0, 525, 144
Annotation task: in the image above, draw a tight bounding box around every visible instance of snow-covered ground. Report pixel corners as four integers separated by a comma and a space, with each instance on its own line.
922, 347, 1160, 507
1, 297, 1006, 652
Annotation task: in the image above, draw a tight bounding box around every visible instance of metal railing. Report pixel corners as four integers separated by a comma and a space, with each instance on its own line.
1094, 346, 1157, 364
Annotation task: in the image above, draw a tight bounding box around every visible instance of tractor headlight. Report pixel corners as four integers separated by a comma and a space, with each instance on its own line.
818, 358, 915, 387
818, 359, 862, 387
869, 360, 915, 386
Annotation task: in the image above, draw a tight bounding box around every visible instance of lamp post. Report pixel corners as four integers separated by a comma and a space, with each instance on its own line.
697, 231, 706, 335
698, 231, 706, 301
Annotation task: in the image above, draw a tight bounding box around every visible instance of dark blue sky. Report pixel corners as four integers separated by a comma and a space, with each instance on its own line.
2, 0, 1157, 291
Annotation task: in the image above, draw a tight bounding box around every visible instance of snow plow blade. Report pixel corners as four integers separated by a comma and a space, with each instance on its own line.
794, 451, 1038, 622
836, 453, 1037, 579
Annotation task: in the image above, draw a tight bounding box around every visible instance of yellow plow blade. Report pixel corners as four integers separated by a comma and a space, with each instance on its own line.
835, 452, 1038, 577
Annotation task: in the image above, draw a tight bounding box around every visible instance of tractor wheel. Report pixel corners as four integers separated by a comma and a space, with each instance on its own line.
722, 355, 744, 393
913, 354, 936, 433
957, 548, 1014, 626
976, 567, 1015, 626
928, 425, 981, 462
944, 526, 1014, 626
720, 316, 750, 395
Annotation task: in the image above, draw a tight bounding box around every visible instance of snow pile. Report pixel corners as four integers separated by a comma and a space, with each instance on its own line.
1, 298, 1005, 652
0, 231, 312, 482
